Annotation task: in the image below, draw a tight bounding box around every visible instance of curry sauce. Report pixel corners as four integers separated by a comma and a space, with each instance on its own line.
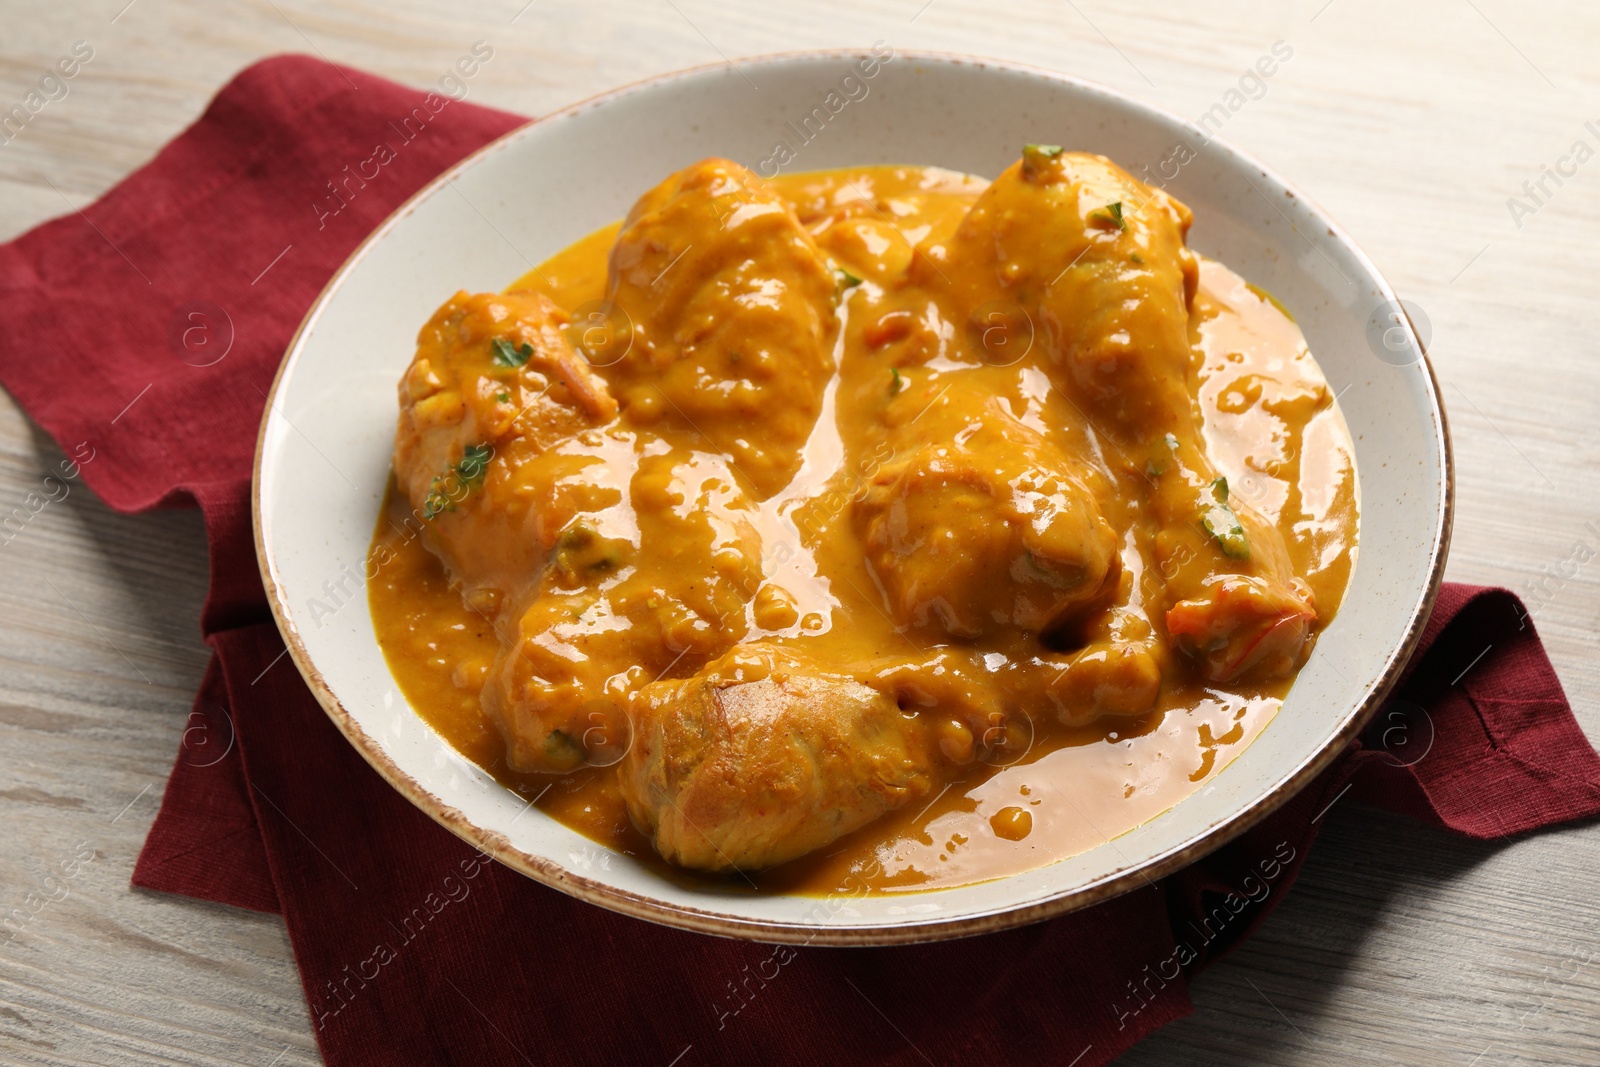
369, 159, 1358, 894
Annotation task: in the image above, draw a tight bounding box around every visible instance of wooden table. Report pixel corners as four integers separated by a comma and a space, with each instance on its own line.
3, 1, 1598, 1063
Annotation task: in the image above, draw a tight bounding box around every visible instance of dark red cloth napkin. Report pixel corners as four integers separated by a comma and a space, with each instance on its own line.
3, 55, 1598, 1067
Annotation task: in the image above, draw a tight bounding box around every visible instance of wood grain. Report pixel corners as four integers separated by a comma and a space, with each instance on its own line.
2, 1, 1597, 1064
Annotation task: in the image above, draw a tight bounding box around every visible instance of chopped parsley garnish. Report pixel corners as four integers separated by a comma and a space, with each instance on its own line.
491, 338, 534, 368
422, 443, 493, 520
1130, 252, 1144, 264
1200, 476, 1250, 559
837, 268, 863, 288
890, 367, 904, 395
495, 390, 510, 402
543, 729, 583, 767
1021, 143, 1065, 180
457, 443, 491, 484
1091, 201, 1126, 231
552, 521, 625, 580
1147, 434, 1178, 477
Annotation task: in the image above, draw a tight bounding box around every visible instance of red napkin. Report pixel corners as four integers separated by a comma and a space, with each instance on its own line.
3, 55, 1598, 1067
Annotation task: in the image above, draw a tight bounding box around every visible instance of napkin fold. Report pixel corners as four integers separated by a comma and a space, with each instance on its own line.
3, 55, 1597, 1067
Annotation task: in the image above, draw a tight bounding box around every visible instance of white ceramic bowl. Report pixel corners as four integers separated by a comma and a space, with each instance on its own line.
255, 51, 1450, 944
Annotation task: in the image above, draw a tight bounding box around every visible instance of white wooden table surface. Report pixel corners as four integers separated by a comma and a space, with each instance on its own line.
3, 1, 1598, 1064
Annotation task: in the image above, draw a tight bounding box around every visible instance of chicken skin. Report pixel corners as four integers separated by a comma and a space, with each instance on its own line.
379, 152, 1350, 877
923, 148, 1316, 682
393, 289, 617, 611
854, 390, 1119, 641
605, 158, 839, 499
483, 447, 766, 773
395, 290, 767, 774
620, 644, 935, 872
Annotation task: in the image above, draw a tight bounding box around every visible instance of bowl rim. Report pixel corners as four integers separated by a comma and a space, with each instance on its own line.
252, 47, 1455, 945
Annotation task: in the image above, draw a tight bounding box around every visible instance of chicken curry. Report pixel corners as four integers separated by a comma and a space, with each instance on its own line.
368, 150, 1358, 894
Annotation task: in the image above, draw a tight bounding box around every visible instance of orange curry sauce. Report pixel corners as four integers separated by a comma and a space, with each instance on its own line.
368, 161, 1358, 895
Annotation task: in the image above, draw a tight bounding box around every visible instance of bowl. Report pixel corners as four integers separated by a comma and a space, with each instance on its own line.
254, 50, 1451, 944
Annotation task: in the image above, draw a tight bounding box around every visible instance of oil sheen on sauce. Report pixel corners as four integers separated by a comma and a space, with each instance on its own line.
368, 165, 1359, 896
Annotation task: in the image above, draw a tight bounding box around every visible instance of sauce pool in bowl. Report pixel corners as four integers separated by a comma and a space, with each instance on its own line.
365, 163, 1357, 896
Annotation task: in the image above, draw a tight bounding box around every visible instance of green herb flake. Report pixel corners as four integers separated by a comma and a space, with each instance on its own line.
422, 443, 493, 521
890, 367, 904, 395
1200, 477, 1249, 560
457, 443, 491, 485
543, 728, 584, 768
1130, 252, 1145, 264
491, 337, 535, 368
555, 522, 594, 550
552, 521, 626, 581
837, 268, 863, 288
1021, 143, 1065, 180
1091, 201, 1126, 231
495, 390, 511, 402
1146, 433, 1180, 478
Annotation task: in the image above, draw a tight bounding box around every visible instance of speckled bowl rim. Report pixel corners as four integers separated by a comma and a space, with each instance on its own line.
253, 49, 1453, 946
